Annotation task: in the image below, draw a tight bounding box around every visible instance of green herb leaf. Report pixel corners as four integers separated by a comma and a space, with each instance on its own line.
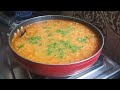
18, 44, 24, 49
47, 42, 59, 55
28, 36, 42, 44
58, 48, 65, 59
47, 40, 81, 59
29, 41, 38, 44
48, 33, 53, 36
56, 26, 74, 36
66, 26, 74, 31
77, 37, 87, 43
56, 29, 68, 36
29, 36, 41, 40
70, 45, 79, 53
47, 48, 55, 55
59, 40, 79, 53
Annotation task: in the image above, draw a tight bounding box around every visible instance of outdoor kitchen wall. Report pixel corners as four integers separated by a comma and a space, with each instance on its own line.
61, 11, 120, 64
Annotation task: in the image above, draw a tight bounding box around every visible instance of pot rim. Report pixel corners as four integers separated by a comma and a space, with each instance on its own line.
9, 15, 104, 66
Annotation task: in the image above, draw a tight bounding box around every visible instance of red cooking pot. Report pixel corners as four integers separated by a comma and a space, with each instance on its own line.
8, 15, 104, 77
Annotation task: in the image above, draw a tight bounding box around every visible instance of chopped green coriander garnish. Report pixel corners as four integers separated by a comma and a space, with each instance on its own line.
28, 36, 42, 44
18, 44, 24, 49
77, 37, 87, 43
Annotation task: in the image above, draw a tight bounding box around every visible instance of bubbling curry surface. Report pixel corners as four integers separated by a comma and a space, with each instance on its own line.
11, 20, 101, 64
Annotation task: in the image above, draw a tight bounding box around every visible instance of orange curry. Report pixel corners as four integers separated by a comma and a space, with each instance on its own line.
12, 20, 101, 64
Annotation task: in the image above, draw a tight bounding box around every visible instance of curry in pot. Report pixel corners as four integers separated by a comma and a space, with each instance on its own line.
11, 20, 101, 64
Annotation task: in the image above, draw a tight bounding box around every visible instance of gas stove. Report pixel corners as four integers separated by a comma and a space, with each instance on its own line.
0, 11, 120, 79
